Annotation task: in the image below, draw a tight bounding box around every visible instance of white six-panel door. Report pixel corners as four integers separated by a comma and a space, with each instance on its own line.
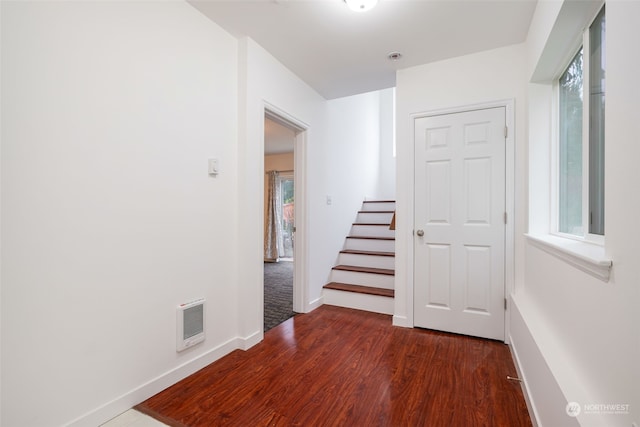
414, 107, 506, 341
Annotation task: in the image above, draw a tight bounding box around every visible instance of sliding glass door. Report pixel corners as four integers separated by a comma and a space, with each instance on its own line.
278, 173, 294, 259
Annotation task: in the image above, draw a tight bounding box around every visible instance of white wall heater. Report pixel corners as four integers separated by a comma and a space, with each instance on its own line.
176, 298, 205, 352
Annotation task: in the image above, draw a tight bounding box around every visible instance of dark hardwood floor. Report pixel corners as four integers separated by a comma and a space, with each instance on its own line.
137, 305, 532, 427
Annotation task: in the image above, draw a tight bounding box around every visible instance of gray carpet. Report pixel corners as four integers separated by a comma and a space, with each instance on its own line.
264, 261, 296, 332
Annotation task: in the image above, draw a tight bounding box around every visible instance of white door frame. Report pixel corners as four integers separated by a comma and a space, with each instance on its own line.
264, 103, 309, 315
407, 99, 515, 343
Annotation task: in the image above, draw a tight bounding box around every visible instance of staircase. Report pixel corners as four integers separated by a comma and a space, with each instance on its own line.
322, 200, 395, 315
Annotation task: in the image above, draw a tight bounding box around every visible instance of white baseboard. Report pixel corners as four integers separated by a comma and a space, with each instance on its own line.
306, 296, 323, 312
392, 314, 410, 327
509, 333, 540, 427
240, 329, 262, 350
66, 335, 251, 427
509, 295, 580, 427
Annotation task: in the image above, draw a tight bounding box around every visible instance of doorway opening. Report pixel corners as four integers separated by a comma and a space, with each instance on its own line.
263, 108, 306, 332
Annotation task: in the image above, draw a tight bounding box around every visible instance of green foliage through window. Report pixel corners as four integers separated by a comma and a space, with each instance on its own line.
558, 49, 584, 235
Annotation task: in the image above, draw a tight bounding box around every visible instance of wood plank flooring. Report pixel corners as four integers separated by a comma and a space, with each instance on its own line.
136, 305, 532, 427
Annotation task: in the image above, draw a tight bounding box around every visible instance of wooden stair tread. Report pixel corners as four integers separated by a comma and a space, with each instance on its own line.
332, 265, 394, 275
352, 222, 392, 226
357, 210, 395, 214
363, 200, 395, 203
346, 236, 395, 241
339, 249, 395, 257
323, 282, 395, 298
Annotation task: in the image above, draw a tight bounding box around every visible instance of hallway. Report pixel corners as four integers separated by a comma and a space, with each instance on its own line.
137, 305, 531, 426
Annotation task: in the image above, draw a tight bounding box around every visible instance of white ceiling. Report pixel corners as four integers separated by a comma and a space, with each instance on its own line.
189, 0, 537, 100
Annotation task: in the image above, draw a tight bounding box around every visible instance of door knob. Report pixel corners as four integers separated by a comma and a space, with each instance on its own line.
416, 229, 424, 237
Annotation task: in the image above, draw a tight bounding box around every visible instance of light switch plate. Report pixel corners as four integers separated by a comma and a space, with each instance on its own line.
208, 158, 219, 175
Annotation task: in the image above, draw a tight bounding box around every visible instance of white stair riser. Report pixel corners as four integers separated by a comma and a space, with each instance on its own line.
361, 202, 396, 212
329, 270, 394, 289
344, 238, 395, 252
350, 224, 395, 238
338, 253, 395, 270
323, 289, 394, 315
355, 212, 394, 224
362, 201, 396, 210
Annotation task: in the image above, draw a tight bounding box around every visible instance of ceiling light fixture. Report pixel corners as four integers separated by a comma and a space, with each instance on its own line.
388, 52, 402, 61
344, 0, 378, 13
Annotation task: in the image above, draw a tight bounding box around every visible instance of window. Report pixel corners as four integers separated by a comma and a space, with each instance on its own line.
588, 7, 606, 235
558, 49, 584, 235
557, 6, 605, 238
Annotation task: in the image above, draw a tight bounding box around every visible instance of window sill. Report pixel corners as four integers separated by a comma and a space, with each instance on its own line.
525, 233, 612, 282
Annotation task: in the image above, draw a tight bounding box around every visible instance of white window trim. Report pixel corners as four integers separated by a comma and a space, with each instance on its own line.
525, 233, 611, 281
581, 11, 606, 243
530, 4, 611, 281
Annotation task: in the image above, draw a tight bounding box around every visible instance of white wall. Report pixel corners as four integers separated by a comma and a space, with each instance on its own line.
515, 1, 640, 426
394, 43, 527, 327
377, 88, 397, 200
320, 89, 396, 286
325, 88, 395, 204
236, 38, 328, 344
605, 4, 640, 423
1, 1, 240, 425
237, 39, 397, 343
1, 7, 396, 421
395, 10, 640, 424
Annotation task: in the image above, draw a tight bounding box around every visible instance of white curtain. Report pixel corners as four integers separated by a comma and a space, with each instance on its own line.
264, 171, 284, 262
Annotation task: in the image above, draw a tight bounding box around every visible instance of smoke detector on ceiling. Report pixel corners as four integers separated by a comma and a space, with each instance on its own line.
344, 0, 378, 12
